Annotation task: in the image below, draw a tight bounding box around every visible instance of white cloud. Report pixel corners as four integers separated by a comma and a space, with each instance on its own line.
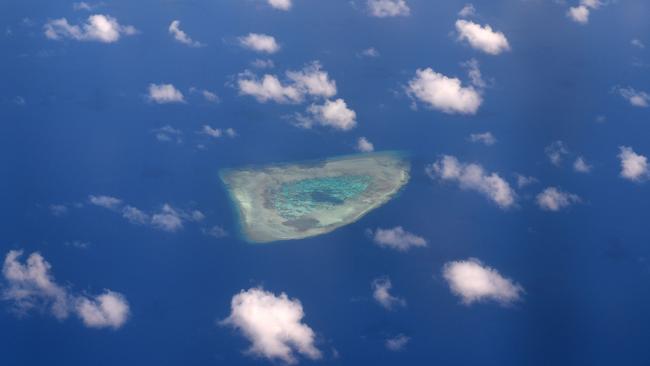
237, 72, 302, 104
615, 86, 649, 107
442, 258, 523, 305
618, 146, 649, 182
73, 2, 101, 11
203, 225, 228, 238
151, 204, 184, 232
573, 156, 592, 173
169, 20, 203, 47
122, 205, 150, 224
455, 20, 510, 55
268, 0, 292, 11
385, 334, 410, 351
356, 137, 375, 152
75, 291, 129, 329
221, 288, 321, 364
469, 132, 496, 146
49, 204, 68, 217
44, 14, 136, 43
90, 196, 202, 232
370, 226, 427, 251
251, 59, 275, 69
189, 87, 219, 103
567, 5, 590, 24
515, 174, 537, 188
407, 68, 482, 114
304, 99, 357, 131
458, 4, 476, 18
426, 155, 516, 208
239, 33, 280, 54
2, 250, 70, 318
238, 62, 337, 105
545, 140, 569, 166
2, 250, 129, 329
536, 187, 580, 211
148, 83, 185, 104
152, 125, 182, 143
631, 39, 645, 49
225, 128, 238, 137
202, 125, 222, 138
462, 58, 486, 88
359, 47, 380, 58
286, 62, 337, 99
367, 0, 410, 18
372, 277, 406, 310
567, 0, 601, 24
88, 195, 122, 209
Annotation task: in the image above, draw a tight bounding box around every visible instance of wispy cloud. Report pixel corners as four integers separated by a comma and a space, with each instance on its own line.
426, 155, 516, 209
2, 250, 129, 329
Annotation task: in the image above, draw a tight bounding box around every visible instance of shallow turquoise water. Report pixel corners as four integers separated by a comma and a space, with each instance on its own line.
273, 175, 372, 219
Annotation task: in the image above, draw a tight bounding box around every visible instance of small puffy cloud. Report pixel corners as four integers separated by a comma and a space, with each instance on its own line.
2, 250, 70, 318
631, 39, 645, 49
238, 62, 337, 104
121, 205, 150, 224
367, 0, 410, 18
304, 99, 357, 131
515, 174, 537, 188
615, 86, 649, 107
567, 5, 590, 24
225, 128, 237, 137
372, 277, 406, 310
237, 73, 302, 104
469, 132, 496, 146
442, 258, 523, 306
370, 226, 427, 251
2, 250, 130, 329
618, 146, 649, 182
356, 137, 374, 152
359, 47, 380, 58
88, 195, 122, 209
286, 62, 337, 98
268, 0, 292, 11
148, 83, 185, 104
169, 20, 203, 47
75, 291, 129, 329
573, 156, 592, 173
239, 33, 280, 54
151, 204, 184, 232
221, 287, 322, 364
545, 140, 569, 166
455, 20, 510, 55
426, 155, 516, 209
458, 4, 476, 17
385, 334, 410, 351
202, 125, 222, 138
567, 0, 601, 24
44, 14, 136, 43
407, 68, 482, 114
536, 187, 580, 211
